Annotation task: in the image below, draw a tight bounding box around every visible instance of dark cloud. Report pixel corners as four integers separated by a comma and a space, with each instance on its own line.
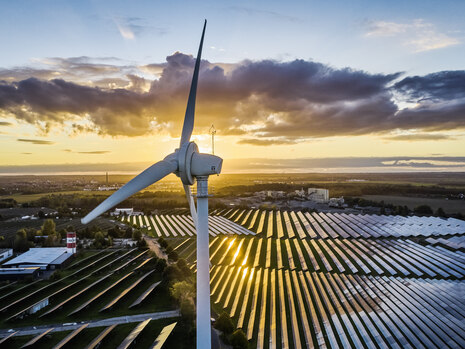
395, 71, 465, 102
21, 152, 32, 155
17, 138, 54, 145
383, 133, 455, 141
1, 53, 465, 143
0, 121, 12, 126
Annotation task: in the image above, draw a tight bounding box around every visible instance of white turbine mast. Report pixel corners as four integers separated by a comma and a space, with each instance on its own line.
209, 124, 216, 155
81, 20, 218, 349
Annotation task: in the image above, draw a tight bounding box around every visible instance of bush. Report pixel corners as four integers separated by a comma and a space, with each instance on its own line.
215, 312, 234, 334
230, 329, 248, 349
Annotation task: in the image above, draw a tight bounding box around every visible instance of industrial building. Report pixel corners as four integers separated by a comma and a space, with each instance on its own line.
307, 188, 329, 203
3, 234, 76, 271
0, 267, 40, 281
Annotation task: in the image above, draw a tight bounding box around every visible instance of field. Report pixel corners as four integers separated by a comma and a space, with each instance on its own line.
362, 195, 465, 214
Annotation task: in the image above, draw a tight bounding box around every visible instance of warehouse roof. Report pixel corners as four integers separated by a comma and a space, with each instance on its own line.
3, 248, 72, 267
0, 267, 40, 275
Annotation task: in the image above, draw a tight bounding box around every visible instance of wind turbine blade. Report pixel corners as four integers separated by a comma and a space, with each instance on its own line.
179, 20, 207, 146
82, 159, 177, 224
184, 184, 198, 228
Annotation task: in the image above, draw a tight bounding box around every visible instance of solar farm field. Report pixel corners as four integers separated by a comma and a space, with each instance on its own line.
147, 209, 465, 349
0, 248, 183, 348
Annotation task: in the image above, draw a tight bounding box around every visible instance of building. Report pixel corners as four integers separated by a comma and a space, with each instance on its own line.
329, 196, 345, 207
111, 208, 134, 216
0, 267, 40, 281
0, 248, 13, 263
3, 247, 74, 270
308, 188, 329, 203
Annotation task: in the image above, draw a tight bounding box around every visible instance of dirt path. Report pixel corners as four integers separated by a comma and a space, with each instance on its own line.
143, 235, 168, 260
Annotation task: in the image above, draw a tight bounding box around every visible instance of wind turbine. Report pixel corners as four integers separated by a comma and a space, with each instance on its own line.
82, 20, 219, 349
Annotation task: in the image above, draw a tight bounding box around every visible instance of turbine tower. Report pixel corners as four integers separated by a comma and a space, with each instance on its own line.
209, 124, 216, 155
81, 20, 218, 349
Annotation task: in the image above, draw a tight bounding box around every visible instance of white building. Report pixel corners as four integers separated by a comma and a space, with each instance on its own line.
307, 188, 329, 203
111, 208, 134, 216
0, 249, 13, 263
3, 248, 74, 270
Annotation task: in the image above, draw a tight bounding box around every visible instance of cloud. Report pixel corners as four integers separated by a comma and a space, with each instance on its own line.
2, 156, 465, 174
21, 152, 32, 155
0, 121, 12, 126
365, 19, 460, 52
62, 149, 110, 154
1, 53, 465, 144
383, 133, 455, 141
77, 151, 111, 154
113, 16, 167, 40
17, 138, 54, 145
238, 138, 302, 146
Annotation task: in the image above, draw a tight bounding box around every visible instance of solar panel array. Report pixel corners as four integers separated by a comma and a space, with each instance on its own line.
121, 214, 254, 237
166, 209, 465, 349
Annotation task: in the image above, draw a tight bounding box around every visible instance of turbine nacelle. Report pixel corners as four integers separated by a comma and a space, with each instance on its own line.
191, 152, 223, 177
177, 141, 222, 185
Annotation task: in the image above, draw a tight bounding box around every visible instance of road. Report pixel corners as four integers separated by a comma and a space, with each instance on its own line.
0, 310, 180, 338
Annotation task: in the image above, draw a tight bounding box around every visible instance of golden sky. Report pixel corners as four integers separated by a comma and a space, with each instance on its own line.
1, 1, 464, 172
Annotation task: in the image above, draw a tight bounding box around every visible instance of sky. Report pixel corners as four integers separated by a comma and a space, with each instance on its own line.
0, 0, 464, 173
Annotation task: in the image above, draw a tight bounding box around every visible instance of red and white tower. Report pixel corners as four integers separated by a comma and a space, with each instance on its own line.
66, 232, 76, 254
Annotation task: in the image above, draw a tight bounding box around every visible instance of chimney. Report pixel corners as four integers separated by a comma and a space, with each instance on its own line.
67, 232, 76, 254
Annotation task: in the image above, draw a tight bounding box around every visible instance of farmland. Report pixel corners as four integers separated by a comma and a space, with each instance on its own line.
362, 195, 465, 215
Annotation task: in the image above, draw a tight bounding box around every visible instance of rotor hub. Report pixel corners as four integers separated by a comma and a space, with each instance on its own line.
177, 141, 198, 186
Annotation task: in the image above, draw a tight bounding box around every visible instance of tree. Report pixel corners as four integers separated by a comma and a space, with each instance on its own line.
155, 258, 167, 273
14, 229, 29, 251
414, 205, 433, 216
230, 329, 248, 349
176, 259, 191, 277
435, 207, 447, 217
170, 281, 195, 304
158, 237, 168, 249
180, 299, 195, 322
41, 219, 56, 236
38, 210, 45, 219
94, 231, 105, 245
132, 229, 142, 241
215, 312, 234, 334
163, 264, 182, 282
168, 250, 178, 261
